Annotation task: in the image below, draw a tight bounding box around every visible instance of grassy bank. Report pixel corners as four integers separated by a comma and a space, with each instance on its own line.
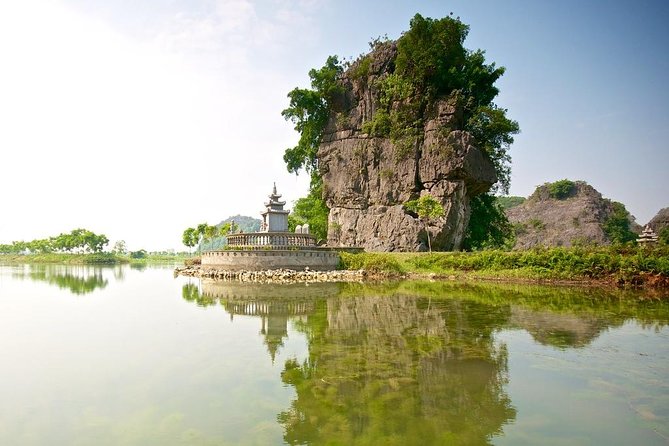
0, 253, 125, 265
339, 246, 669, 288
0, 253, 192, 265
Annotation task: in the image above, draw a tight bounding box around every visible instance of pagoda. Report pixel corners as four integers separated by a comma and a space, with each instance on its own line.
260, 183, 290, 232
637, 225, 659, 246
200, 183, 340, 271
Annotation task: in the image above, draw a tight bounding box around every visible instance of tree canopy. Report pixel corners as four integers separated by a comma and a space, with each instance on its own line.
603, 202, 638, 245
0, 228, 109, 254
405, 195, 446, 252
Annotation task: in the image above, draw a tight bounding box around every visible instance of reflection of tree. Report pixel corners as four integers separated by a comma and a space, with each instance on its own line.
13, 265, 108, 295
279, 295, 516, 445
182, 283, 217, 307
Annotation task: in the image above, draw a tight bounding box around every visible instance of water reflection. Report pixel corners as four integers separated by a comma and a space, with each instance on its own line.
279, 294, 515, 445
196, 282, 338, 361
11, 264, 110, 295
180, 280, 669, 445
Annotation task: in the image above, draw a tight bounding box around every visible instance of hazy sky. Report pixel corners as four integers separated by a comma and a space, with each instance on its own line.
1, 0, 667, 251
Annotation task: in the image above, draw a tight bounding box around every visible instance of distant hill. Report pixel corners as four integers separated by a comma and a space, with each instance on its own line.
497, 196, 526, 210
506, 180, 641, 249
217, 215, 261, 233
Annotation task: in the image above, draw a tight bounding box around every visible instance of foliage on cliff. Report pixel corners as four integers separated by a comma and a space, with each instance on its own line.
282, 56, 343, 185
463, 194, 515, 250
287, 183, 329, 242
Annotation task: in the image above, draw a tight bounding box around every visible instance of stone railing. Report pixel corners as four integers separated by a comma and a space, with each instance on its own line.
226, 232, 316, 248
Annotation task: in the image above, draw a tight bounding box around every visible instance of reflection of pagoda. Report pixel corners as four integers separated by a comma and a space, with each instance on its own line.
200, 281, 334, 362
260, 182, 290, 232
223, 299, 314, 362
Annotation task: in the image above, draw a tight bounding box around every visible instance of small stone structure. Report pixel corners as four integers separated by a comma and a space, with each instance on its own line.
201, 185, 340, 271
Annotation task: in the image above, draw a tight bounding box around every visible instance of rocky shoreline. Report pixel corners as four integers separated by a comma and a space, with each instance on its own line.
174, 266, 367, 283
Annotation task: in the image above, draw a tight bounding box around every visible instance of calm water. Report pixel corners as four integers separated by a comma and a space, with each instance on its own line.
0, 264, 668, 445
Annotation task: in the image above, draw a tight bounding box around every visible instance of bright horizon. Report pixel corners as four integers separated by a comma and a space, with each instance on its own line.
1, 0, 667, 251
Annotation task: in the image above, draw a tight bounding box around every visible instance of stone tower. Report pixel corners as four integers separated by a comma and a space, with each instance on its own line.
260, 183, 289, 232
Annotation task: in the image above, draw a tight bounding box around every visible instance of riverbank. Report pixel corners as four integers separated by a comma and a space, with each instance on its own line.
175, 246, 669, 290
0, 253, 190, 265
338, 247, 669, 289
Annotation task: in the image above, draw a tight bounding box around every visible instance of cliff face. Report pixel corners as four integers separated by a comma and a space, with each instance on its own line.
648, 208, 669, 233
506, 182, 640, 249
319, 43, 496, 251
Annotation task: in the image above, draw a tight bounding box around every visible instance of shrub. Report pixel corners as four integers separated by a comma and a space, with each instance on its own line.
603, 202, 637, 244
130, 249, 148, 259
547, 179, 576, 200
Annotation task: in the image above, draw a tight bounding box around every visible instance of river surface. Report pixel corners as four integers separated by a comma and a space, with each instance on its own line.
0, 263, 667, 445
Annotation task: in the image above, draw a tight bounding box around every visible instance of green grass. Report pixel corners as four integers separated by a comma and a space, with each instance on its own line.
0, 253, 125, 265
339, 246, 669, 286
0, 252, 192, 265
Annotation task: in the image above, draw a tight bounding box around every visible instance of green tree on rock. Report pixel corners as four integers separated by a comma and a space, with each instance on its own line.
603, 202, 638, 244
405, 195, 446, 252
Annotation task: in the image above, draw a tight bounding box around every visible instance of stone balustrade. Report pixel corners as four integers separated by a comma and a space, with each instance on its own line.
226, 232, 316, 248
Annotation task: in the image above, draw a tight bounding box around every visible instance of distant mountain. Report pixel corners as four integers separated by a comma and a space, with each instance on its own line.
506, 180, 641, 249
217, 215, 261, 233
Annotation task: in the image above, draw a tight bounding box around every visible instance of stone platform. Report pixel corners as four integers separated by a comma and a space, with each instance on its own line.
201, 247, 340, 271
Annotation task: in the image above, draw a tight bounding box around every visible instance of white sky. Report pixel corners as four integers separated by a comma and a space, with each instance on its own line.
1, 0, 667, 251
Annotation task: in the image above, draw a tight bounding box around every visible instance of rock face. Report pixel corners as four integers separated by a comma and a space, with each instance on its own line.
648, 208, 669, 233
506, 181, 640, 249
319, 43, 496, 251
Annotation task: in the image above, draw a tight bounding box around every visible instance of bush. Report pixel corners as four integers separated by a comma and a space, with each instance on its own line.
658, 227, 669, 246
130, 249, 148, 259
603, 202, 637, 244
547, 179, 576, 200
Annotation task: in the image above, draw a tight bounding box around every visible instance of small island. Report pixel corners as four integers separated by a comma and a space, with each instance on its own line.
191, 184, 340, 273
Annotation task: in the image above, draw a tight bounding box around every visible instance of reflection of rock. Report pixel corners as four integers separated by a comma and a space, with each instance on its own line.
510, 307, 609, 348
327, 295, 445, 336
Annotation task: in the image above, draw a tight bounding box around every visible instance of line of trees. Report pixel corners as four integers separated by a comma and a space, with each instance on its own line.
0, 228, 109, 254
182, 222, 239, 252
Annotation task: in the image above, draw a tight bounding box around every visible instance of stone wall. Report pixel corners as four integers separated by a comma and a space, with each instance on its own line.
201, 249, 340, 271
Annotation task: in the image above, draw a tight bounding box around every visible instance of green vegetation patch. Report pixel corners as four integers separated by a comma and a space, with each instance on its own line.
497, 196, 526, 210
339, 246, 669, 285
547, 179, 576, 200
603, 201, 638, 244
339, 252, 406, 275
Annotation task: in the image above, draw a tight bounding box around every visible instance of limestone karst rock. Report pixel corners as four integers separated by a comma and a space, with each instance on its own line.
506, 181, 641, 249
319, 42, 497, 251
